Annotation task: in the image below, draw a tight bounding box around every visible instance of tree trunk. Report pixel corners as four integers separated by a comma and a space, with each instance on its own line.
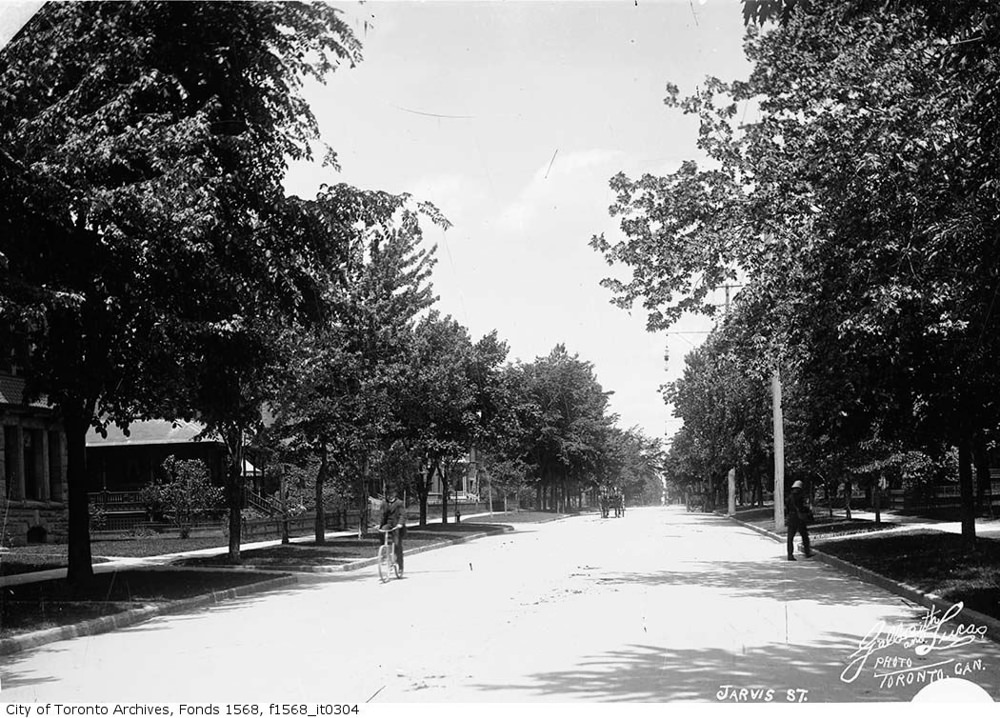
873, 476, 882, 526
356, 457, 368, 539
314, 444, 327, 544
973, 432, 993, 519
416, 479, 429, 527
226, 428, 244, 564
417, 480, 428, 527
416, 459, 436, 527
958, 439, 977, 550
280, 473, 289, 545
64, 409, 94, 583
844, 478, 852, 520
442, 479, 449, 524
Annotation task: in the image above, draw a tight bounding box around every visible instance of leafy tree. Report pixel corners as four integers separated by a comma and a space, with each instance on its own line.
620, 429, 666, 506
519, 345, 617, 512
0, 1, 361, 576
399, 312, 479, 526
267, 185, 441, 542
471, 356, 538, 511
141, 456, 224, 539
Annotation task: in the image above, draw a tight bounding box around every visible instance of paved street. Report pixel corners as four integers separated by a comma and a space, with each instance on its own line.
2, 506, 999, 703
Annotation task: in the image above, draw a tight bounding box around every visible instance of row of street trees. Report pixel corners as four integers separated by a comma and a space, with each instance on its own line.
0, 2, 663, 581
266, 335, 664, 539
591, 0, 1000, 548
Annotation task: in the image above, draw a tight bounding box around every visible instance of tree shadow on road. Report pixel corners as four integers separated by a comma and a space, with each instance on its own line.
585, 558, 906, 608
465, 636, 989, 702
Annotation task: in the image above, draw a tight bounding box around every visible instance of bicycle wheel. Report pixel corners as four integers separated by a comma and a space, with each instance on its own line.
393, 549, 402, 579
377, 544, 390, 582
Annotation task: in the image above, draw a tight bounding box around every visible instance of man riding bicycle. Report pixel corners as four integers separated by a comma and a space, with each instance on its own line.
378, 484, 406, 574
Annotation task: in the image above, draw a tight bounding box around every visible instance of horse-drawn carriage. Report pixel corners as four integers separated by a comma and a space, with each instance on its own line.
599, 493, 625, 518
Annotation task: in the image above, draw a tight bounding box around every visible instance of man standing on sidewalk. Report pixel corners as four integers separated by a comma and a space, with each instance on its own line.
786, 480, 813, 560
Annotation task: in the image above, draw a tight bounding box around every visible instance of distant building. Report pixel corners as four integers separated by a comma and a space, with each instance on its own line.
426, 448, 480, 504
0, 370, 69, 545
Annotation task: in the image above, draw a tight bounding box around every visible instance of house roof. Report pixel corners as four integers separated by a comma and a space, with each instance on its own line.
0, 374, 51, 410
86, 419, 218, 448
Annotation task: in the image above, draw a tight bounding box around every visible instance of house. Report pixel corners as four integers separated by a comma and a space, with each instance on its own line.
86, 419, 227, 493
86, 419, 267, 530
0, 370, 69, 545
426, 448, 481, 503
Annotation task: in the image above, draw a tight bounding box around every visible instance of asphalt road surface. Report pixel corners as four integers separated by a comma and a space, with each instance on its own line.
2, 506, 999, 703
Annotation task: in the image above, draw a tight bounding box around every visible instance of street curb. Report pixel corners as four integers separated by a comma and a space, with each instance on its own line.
0, 573, 297, 657
724, 514, 1000, 645
230, 526, 516, 574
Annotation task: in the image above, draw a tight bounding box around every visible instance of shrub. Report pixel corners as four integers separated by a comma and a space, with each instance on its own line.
141, 456, 224, 538
89, 504, 109, 531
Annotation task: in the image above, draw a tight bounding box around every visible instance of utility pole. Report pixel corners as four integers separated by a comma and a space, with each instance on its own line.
773, 367, 785, 531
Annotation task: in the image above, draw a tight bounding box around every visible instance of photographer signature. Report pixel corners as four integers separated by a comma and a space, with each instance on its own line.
841, 602, 988, 684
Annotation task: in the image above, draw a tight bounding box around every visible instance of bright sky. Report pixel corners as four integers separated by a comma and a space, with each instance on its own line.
286, 0, 752, 440
0, 0, 752, 441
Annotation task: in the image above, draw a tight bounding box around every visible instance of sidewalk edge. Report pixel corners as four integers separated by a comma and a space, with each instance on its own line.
725, 514, 1000, 645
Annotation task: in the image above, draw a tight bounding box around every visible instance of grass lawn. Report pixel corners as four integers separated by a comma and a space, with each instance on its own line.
0, 570, 287, 640
815, 530, 1000, 621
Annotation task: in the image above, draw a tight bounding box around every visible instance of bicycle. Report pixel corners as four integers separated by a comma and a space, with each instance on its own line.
377, 525, 403, 582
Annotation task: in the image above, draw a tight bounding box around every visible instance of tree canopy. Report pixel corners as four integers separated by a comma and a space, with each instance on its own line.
0, 1, 362, 577
593, 0, 1000, 545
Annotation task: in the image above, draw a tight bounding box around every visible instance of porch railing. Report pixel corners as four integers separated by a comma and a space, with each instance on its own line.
88, 490, 146, 513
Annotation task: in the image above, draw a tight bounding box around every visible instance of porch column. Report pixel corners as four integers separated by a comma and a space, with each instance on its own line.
49, 430, 67, 502
0, 424, 6, 500
14, 423, 25, 500
39, 429, 50, 500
